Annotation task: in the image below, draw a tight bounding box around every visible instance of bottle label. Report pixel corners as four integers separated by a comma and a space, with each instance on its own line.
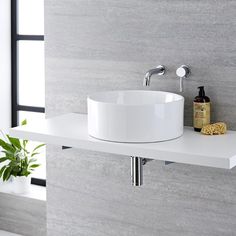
193, 102, 210, 129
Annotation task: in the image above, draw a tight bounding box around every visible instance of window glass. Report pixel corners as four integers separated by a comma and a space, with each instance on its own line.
18, 0, 44, 35
18, 41, 45, 107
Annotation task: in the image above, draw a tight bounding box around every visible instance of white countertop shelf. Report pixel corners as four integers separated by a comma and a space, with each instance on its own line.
9, 113, 236, 169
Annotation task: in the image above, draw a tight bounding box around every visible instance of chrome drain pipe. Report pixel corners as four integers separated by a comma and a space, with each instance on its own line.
131, 157, 145, 186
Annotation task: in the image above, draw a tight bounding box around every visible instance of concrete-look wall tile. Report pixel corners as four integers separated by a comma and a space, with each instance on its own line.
0, 193, 46, 236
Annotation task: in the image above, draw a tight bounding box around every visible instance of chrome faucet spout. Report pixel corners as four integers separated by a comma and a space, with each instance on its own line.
143, 65, 165, 86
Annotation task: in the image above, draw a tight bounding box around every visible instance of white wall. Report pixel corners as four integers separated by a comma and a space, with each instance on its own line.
0, 0, 11, 133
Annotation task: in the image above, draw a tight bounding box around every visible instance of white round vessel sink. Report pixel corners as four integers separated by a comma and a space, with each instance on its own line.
87, 90, 184, 143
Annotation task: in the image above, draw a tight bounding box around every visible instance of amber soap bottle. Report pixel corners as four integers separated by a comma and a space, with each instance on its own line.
193, 86, 211, 132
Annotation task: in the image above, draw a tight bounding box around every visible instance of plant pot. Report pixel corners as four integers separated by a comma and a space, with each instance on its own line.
11, 176, 31, 194
0, 177, 14, 192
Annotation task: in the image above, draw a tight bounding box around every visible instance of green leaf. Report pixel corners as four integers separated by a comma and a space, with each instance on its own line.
1, 151, 16, 162
11, 166, 20, 174
29, 164, 40, 169
22, 148, 29, 154
23, 140, 28, 148
9, 161, 18, 167
32, 143, 45, 153
0, 166, 7, 178
25, 171, 31, 177
0, 157, 9, 163
6, 135, 21, 149
3, 166, 12, 181
29, 158, 37, 163
1, 150, 14, 156
21, 119, 27, 126
20, 168, 30, 176
31, 152, 40, 157
0, 139, 15, 153
14, 151, 23, 160
0, 139, 6, 146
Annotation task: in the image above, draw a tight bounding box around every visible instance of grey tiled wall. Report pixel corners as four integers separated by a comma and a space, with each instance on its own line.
0, 193, 46, 236
45, 1, 236, 235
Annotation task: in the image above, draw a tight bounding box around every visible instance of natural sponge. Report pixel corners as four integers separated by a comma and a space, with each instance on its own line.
201, 122, 227, 135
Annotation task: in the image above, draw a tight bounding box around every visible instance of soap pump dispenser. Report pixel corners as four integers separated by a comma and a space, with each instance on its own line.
193, 86, 211, 132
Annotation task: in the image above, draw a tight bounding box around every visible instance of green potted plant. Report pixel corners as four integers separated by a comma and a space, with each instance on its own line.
0, 120, 45, 194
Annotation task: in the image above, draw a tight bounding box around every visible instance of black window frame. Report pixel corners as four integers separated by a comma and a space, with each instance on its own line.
11, 0, 46, 187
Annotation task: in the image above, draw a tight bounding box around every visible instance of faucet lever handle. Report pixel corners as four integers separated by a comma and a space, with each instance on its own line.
176, 65, 190, 92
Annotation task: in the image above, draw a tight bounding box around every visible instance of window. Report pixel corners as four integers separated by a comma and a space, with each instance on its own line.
11, 0, 46, 186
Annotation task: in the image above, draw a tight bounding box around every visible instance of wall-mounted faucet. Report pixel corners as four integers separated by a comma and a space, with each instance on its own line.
143, 65, 166, 86
176, 65, 190, 92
